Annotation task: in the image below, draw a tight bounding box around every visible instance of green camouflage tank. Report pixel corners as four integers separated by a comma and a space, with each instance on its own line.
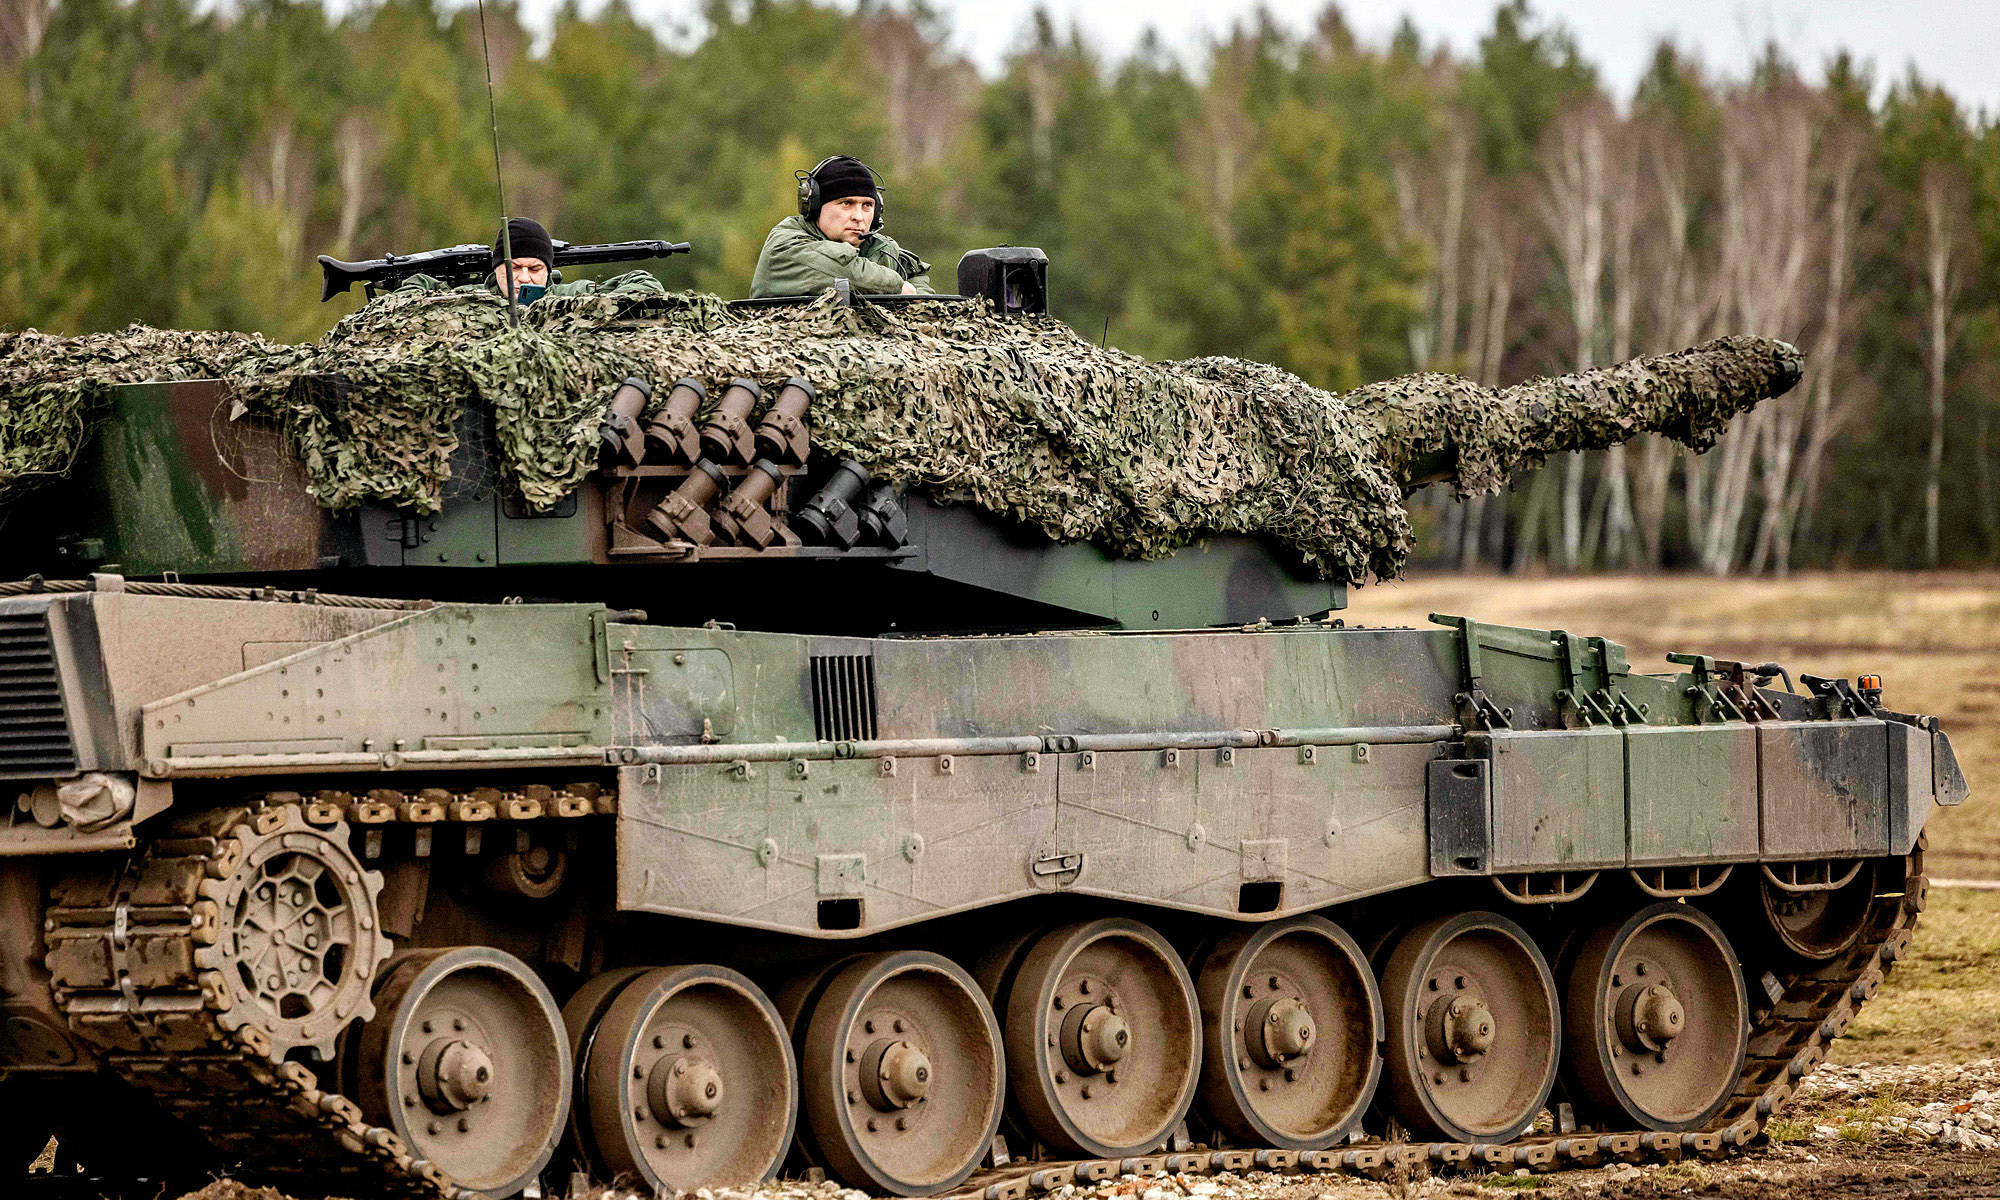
0, 254, 1947, 1200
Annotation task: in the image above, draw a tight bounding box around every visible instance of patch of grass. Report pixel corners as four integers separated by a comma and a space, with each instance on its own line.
1650, 1162, 1719, 1187
1476, 1173, 1546, 1189
1764, 1117, 1811, 1144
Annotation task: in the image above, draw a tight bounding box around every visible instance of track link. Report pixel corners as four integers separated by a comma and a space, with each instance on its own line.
43, 801, 464, 1198
40, 794, 1924, 1199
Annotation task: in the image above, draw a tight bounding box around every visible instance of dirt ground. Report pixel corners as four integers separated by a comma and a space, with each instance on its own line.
129, 573, 2000, 1198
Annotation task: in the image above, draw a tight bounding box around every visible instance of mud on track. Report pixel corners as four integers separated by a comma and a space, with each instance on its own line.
148, 1141, 2000, 1200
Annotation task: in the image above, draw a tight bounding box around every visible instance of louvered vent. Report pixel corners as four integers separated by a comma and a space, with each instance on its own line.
0, 613, 76, 777
809, 655, 879, 743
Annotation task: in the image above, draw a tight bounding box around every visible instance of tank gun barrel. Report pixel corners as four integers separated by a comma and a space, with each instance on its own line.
1356, 335, 1805, 494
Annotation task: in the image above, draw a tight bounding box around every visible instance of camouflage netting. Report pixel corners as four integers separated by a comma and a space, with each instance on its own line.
0, 288, 1802, 583
1354, 335, 1805, 496
0, 326, 271, 504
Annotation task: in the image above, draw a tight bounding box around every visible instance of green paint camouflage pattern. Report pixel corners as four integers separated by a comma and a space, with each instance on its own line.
0, 288, 1801, 582
0, 326, 269, 507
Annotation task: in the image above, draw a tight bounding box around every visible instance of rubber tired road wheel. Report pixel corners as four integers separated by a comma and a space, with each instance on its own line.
352, 946, 570, 1198
1379, 911, 1560, 1143
1564, 902, 1748, 1132
798, 951, 1004, 1196
1001, 918, 1203, 1159
1194, 915, 1381, 1149
559, 966, 653, 1158
565, 965, 797, 1193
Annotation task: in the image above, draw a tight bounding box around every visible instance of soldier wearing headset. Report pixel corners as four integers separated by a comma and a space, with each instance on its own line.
750, 155, 934, 298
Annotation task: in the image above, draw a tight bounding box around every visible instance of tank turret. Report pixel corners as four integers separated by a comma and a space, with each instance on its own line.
9, 302, 1800, 634
15, 375, 1342, 631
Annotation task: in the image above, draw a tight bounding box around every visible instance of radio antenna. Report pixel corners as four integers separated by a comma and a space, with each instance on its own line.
474, 0, 519, 328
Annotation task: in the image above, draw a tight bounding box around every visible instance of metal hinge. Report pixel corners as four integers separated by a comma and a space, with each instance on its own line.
1801, 673, 1876, 720
1433, 614, 1513, 731
1667, 652, 1748, 724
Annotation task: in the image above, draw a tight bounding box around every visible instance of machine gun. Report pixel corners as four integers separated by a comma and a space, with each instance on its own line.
316, 238, 692, 301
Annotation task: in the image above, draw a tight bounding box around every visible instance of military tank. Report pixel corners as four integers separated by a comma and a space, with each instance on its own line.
0, 248, 1968, 1200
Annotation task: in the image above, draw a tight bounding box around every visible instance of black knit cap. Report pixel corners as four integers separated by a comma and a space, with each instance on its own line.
812, 157, 879, 209
492, 217, 555, 271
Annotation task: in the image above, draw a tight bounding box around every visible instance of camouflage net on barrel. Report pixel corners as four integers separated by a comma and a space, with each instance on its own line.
0, 288, 1803, 583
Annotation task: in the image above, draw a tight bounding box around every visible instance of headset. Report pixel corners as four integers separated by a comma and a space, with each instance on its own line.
796, 156, 886, 233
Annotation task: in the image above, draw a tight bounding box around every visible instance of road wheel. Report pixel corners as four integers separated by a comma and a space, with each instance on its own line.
999, 918, 1202, 1159
1564, 902, 1748, 1132
796, 951, 1003, 1196
351, 946, 570, 1197
1194, 915, 1381, 1149
1379, 911, 1559, 1143
565, 964, 796, 1192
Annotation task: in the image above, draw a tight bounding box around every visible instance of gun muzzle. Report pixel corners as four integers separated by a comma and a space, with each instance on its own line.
642, 378, 706, 465
643, 461, 729, 546
796, 460, 870, 549
753, 376, 815, 465
711, 460, 793, 549
699, 378, 760, 465
856, 482, 909, 548
598, 377, 652, 468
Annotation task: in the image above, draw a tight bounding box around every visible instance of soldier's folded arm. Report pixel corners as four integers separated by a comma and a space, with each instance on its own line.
550, 269, 667, 299
752, 230, 902, 296
895, 250, 935, 295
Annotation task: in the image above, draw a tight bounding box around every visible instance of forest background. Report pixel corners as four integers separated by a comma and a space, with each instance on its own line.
4, 0, 1997, 574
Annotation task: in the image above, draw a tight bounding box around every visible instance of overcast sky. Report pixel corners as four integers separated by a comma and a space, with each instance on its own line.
600, 1, 2000, 114
941, 1, 1995, 110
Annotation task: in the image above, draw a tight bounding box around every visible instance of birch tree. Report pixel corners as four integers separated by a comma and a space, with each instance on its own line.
1919, 164, 1968, 564
1536, 98, 1610, 568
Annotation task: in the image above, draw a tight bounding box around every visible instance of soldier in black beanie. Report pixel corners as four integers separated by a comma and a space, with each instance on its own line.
491, 217, 556, 301
751, 155, 933, 298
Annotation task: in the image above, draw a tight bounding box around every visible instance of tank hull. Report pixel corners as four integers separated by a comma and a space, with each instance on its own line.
0, 583, 1966, 1197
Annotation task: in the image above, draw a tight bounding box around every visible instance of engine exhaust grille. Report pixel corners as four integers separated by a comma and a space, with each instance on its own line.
809, 655, 879, 743
0, 612, 76, 777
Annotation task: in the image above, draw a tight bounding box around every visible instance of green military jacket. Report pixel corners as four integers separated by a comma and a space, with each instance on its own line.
750, 215, 934, 298
394, 269, 668, 300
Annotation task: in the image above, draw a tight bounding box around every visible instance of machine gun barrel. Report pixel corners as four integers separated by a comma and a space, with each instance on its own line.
317, 238, 693, 302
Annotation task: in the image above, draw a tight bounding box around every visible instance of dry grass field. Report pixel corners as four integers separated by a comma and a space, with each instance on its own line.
1837, 887, 2000, 1064
1343, 571, 2000, 880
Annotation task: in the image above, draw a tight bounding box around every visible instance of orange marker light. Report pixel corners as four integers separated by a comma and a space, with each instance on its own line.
1858, 674, 1882, 692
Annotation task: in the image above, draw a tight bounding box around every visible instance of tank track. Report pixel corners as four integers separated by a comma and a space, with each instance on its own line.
40, 794, 1925, 1199
43, 801, 466, 1199
941, 842, 1928, 1198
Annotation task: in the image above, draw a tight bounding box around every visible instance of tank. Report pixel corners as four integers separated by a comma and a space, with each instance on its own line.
0, 272, 1968, 1200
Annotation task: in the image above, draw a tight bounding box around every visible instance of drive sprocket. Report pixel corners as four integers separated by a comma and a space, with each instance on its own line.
190, 803, 392, 1060
46, 800, 448, 1198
